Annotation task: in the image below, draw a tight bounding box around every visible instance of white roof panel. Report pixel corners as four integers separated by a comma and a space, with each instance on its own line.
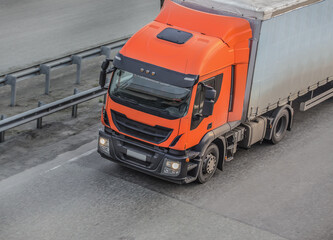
173, 0, 322, 20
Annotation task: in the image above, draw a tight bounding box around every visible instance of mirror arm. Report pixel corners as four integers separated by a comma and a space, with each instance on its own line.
193, 113, 203, 121
101, 58, 113, 71
106, 66, 116, 74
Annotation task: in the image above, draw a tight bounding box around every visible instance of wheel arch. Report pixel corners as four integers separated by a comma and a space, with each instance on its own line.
191, 123, 230, 171
265, 104, 294, 140
285, 105, 294, 131
213, 137, 226, 171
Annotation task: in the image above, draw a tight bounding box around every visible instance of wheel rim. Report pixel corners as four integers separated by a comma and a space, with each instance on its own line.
203, 152, 217, 175
275, 116, 287, 138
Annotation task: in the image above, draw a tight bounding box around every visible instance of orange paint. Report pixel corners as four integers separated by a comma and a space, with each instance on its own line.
103, 0, 252, 150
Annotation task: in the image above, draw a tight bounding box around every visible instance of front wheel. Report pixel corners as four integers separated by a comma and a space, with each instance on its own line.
197, 143, 219, 184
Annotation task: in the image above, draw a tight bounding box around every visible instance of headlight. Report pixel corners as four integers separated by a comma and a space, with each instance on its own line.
98, 137, 110, 155
162, 159, 181, 176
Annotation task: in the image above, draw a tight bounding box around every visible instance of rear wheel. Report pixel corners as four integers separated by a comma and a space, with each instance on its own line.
271, 109, 289, 144
197, 143, 219, 184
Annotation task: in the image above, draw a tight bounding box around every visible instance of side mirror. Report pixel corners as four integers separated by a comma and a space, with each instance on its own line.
205, 86, 216, 100
202, 86, 216, 117
99, 70, 107, 88
202, 100, 214, 117
99, 59, 113, 88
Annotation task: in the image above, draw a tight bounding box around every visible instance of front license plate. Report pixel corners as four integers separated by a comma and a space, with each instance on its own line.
126, 149, 147, 162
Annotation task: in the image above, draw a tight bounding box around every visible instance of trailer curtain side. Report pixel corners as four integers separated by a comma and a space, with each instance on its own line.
248, 0, 333, 119
173, 0, 332, 120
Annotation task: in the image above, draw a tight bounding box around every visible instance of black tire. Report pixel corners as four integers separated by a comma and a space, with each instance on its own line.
271, 109, 289, 144
197, 143, 219, 184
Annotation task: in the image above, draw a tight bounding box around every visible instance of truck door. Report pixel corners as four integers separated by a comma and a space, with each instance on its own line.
186, 67, 232, 149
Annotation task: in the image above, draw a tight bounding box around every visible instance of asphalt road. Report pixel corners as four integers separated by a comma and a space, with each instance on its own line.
0, 0, 160, 74
0, 97, 332, 240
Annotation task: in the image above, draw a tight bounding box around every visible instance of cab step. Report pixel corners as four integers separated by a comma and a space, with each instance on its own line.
185, 176, 197, 184
187, 163, 198, 171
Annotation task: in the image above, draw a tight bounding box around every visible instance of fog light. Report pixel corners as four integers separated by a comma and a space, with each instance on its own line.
98, 137, 110, 155
162, 159, 181, 176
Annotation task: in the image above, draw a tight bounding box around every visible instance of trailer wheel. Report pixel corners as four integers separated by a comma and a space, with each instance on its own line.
271, 109, 289, 144
197, 143, 219, 184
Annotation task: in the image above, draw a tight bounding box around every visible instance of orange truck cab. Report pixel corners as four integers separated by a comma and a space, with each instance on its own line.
97, 0, 333, 183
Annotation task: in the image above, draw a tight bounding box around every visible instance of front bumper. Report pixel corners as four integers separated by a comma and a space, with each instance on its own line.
97, 129, 200, 184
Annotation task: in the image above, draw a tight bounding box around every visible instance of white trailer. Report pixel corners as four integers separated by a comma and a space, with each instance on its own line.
174, 0, 333, 119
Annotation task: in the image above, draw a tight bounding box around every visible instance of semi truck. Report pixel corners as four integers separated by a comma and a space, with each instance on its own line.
97, 0, 333, 184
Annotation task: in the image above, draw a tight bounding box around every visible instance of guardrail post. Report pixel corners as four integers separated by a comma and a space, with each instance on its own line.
72, 55, 82, 85
5, 75, 17, 107
72, 88, 79, 118
101, 46, 111, 59
37, 101, 44, 129
0, 115, 6, 143
40, 64, 51, 95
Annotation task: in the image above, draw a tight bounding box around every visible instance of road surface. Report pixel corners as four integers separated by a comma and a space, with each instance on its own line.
0, 0, 160, 74
0, 98, 332, 240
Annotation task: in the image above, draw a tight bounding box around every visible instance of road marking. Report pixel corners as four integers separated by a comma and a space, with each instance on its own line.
67, 148, 96, 163
44, 148, 96, 173
50, 165, 61, 171
45, 165, 62, 173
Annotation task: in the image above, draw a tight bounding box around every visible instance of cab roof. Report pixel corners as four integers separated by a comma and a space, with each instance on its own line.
119, 0, 251, 76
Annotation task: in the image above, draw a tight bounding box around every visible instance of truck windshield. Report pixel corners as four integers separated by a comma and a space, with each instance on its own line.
109, 69, 191, 119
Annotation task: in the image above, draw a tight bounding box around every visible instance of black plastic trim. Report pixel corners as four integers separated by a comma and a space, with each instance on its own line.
169, 134, 183, 147
113, 53, 199, 88
111, 110, 173, 144
216, 137, 226, 171
103, 107, 110, 126
98, 129, 196, 184
192, 131, 215, 156
229, 65, 235, 112
110, 95, 181, 120
191, 121, 240, 157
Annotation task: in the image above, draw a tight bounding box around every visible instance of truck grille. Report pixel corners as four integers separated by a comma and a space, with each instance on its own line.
111, 110, 173, 144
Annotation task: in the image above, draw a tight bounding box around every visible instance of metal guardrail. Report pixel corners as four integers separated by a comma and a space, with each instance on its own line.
0, 36, 130, 106
0, 87, 107, 143
0, 36, 130, 142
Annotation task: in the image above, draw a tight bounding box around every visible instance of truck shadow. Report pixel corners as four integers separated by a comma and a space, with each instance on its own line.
82, 96, 332, 201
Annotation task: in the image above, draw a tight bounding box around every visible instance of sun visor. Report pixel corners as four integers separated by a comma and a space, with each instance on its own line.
113, 53, 198, 88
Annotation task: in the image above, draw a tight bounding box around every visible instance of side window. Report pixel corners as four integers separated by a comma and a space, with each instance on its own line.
190, 74, 223, 130
214, 74, 223, 103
